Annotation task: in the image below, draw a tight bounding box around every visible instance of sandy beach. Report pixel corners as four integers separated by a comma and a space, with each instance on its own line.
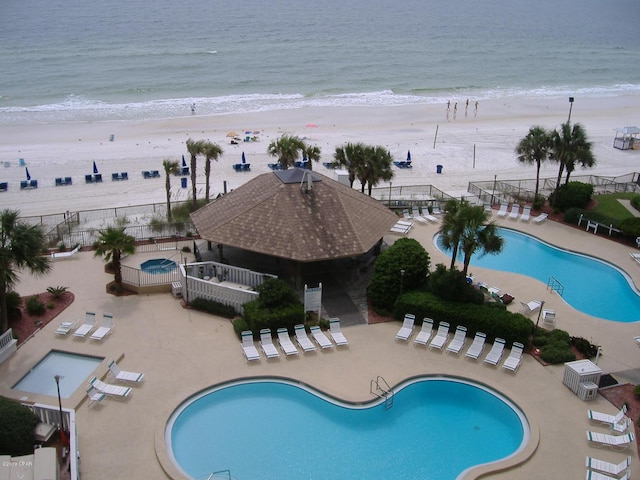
2, 94, 639, 218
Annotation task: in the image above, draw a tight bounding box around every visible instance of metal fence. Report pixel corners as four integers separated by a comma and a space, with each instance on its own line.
370, 184, 454, 210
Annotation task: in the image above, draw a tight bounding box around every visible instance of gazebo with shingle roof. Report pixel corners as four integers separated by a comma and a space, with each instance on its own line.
190, 169, 399, 263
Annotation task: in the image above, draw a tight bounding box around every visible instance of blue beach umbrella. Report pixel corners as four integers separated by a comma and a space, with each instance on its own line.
93, 161, 99, 174
25, 167, 31, 180
241, 152, 246, 164
407, 150, 411, 162
182, 155, 187, 167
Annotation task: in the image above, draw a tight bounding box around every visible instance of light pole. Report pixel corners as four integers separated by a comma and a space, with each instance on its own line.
53, 375, 67, 449
568, 97, 574, 123
400, 269, 405, 295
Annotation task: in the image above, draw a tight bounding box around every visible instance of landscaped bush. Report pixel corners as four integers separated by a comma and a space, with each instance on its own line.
189, 297, 237, 318
0, 396, 40, 456
5, 291, 21, 319
631, 194, 640, 212
533, 327, 576, 364
550, 181, 594, 212
46, 286, 68, 298
427, 264, 484, 304
620, 217, 640, 237
539, 344, 576, 364
255, 278, 299, 309
368, 238, 430, 312
25, 295, 45, 316
570, 336, 599, 358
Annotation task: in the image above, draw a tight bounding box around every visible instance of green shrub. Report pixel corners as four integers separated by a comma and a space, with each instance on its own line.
181, 246, 191, 253
189, 297, 237, 318
570, 336, 599, 358
532, 195, 545, 211
368, 238, 430, 310
255, 278, 300, 309
630, 195, 640, 212
5, 291, 21, 319
232, 317, 250, 338
0, 396, 40, 456
46, 302, 55, 310
620, 217, 640, 237
633, 384, 640, 397
242, 300, 304, 333
427, 264, 484, 304
539, 344, 576, 364
57, 242, 66, 251
46, 286, 68, 298
550, 182, 594, 212
25, 296, 45, 316
562, 207, 584, 225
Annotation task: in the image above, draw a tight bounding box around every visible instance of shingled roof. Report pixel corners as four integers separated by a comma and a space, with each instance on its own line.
190, 169, 398, 262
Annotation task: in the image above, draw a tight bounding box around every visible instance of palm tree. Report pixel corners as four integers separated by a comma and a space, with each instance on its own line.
186, 138, 205, 208
202, 142, 223, 201
302, 144, 321, 170
267, 134, 306, 170
515, 126, 551, 200
333, 142, 367, 188
93, 227, 136, 288
162, 159, 179, 222
438, 199, 466, 270
363, 145, 394, 195
0, 210, 51, 333
550, 122, 596, 189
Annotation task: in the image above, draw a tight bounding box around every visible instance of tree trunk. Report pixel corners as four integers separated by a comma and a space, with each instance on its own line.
113, 250, 122, 285
191, 157, 197, 209
0, 285, 8, 334
204, 159, 211, 201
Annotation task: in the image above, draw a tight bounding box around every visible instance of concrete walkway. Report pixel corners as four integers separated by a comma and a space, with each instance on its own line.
1, 213, 639, 479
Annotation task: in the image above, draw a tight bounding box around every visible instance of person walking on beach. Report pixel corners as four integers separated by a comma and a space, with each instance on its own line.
474, 100, 479, 117
191, 103, 196, 115
446, 100, 450, 120
465, 98, 469, 118
453, 102, 457, 120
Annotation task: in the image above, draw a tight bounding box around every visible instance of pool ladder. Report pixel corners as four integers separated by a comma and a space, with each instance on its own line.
547, 276, 564, 297
370, 376, 394, 410
200, 470, 233, 480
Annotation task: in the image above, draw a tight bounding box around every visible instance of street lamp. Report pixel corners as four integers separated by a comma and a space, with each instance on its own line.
568, 97, 574, 123
400, 269, 405, 295
53, 375, 67, 449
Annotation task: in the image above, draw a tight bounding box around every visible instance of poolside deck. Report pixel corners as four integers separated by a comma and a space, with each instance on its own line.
1, 213, 639, 479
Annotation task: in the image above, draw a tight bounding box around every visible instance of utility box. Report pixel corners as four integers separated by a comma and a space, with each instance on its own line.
333, 169, 350, 187
563, 360, 602, 399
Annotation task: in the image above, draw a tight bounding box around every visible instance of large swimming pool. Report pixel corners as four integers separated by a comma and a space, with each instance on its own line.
434, 228, 640, 322
166, 377, 528, 480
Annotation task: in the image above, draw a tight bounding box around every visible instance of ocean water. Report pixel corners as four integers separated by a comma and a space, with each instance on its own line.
1, 0, 638, 125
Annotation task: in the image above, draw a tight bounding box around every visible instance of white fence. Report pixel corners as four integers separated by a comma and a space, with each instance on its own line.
0, 328, 17, 364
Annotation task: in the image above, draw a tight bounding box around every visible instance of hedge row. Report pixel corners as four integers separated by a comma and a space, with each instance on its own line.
393, 291, 533, 346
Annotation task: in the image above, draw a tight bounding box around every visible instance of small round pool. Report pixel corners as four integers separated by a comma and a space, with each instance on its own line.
166, 377, 529, 480
140, 258, 177, 274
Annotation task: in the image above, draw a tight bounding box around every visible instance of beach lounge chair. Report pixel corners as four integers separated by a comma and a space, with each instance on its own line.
428, 321, 450, 350
310, 326, 334, 349
294, 324, 317, 352
520, 300, 542, 316
496, 204, 508, 217
432, 204, 442, 215
501, 342, 524, 372
85, 385, 106, 407
612, 417, 633, 433
411, 207, 427, 224
395, 314, 415, 341
465, 332, 487, 360
508, 203, 520, 219
414, 318, 434, 346
483, 337, 506, 365
586, 431, 634, 451
89, 376, 132, 398
329, 318, 349, 346
277, 328, 299, 355
402, 209, 413, 221
533, 212, 548, 223
541, 309, 556, 328
259, 328, 280, 358
107, 360, 144, 383
240, 331, 260, 361
445, 325, 468, 354
585, 455, 631, 477
421, 208, 438, 222
630, 252, 640, 265
90, 313, 114, 342
54, 319, 77, 336
520, 206, 531, 222
588, 405, 627, 427
72, 311, 97, 338
50, 245, 80, 259
585, 470, 629, 480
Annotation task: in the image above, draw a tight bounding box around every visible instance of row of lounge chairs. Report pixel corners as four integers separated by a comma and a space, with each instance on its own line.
241, 319, 349, 361
403, 207, 439, 224
495, 203, 548, 223
585, 404, 634, 479
395, 314, 524, 371
55, 311, 114, 342
85, 359, 144, 406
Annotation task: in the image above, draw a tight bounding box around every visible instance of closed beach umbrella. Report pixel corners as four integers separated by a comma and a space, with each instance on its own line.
226, 131, 238, 137
25, 167, 31, 180
407, 150, 411, 162
241, 152, 246, 164
93, 161, 99, 174
182, 155, 187, 167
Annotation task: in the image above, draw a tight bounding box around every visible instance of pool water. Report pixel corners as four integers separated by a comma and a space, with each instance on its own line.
167, 378, 528, 480
434, 228, 640, 322
140, 258, 177, 274
12, 350, 103, 398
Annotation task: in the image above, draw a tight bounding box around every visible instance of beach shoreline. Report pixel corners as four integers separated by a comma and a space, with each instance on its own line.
1, 94, 639, 218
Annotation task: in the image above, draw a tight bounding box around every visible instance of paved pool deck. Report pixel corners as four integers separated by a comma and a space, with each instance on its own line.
1, 212, 639, 479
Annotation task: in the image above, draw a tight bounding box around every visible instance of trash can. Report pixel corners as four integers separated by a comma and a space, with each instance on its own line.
436, 165, 443, 174
181, 177, 187, 188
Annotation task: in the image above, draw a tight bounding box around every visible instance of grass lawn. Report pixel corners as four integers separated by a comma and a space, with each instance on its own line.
592, 192, 639, 222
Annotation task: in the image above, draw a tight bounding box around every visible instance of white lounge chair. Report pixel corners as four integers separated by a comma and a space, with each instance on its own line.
72, 311, 96, 338
411, 207, 427, 224
428, 321, 450, 350
588, 405, 627, 427
484, 337, 506, 365
520, 300, 542, 316
612, 417, 633, 433
496, 204, 508, 217
432, 204, 442, 215
85, 385, 106, 407
502, 342, 524, 372
585, 455, 631, 477
90, 313, 114, 342
586, 431, 634, 451
240, 330, 260, 361
89, 376, 132, 398
414, 318, 434, 346
294, 324, 316, 352
630, 252, 640, 265
520, 206, 531, 222
541, 309, 556, 328
532, 212, 548, 223
421, 208, 438, 222
465, 332, 487, 360
259, 329, 280, 358
54, 320, 77, 336
277, 328, 299, 355
51, 245, 80, 259
445, 325, 467, 355
310, 325, 334, 349
328, 318, 349, 346
508, 203, 520, 219
395, 314, 415, 341
585, 470, 629, 480
107, 359, 144, 383
402, 209, 413, 220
